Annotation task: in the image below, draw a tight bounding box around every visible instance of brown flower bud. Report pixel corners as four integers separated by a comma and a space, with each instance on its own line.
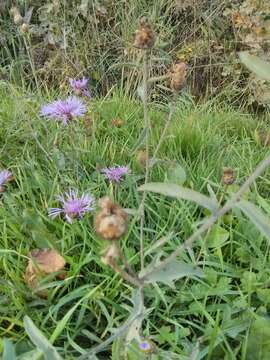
101, 242, 121, 265
95, 197, 128, 241
111, 118, 124, 127
21, 23, 29, 33
222, 167, 235, 185
133, 17, 155, 49
256, 130, 270, 147
170, 62, 187, 91
14, 13, 23, 25
136, 150, 148, 168
11, 7, 23, 25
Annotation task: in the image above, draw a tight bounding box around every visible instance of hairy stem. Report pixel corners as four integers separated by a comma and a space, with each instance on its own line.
109, 258, 143, 287
152, 92, 177, 161
141, 153, 270, 280
139, 51, 150, 271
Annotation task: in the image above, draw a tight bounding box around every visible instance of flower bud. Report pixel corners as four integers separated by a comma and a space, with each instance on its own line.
136, 150, 148, 167
170, 62, 187, 91
222, 167, 235, 185
133, 17, 155, 49
139, 339, 155, 354
111, 118, 124, 127
14, 13, 23, 25
95, 197, 128, 241
21, 23, 29, 33
10, 7, 23, 25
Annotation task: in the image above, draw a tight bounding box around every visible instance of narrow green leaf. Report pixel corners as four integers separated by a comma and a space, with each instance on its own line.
138, 182, 218, 212
236, 200, 270, 243
239, 52, 270, 81
3, 338, 16, 360
24, 316, 63, 360
141, 260, 204, 284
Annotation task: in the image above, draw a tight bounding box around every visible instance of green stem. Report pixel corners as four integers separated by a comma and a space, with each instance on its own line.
139, 51, 150, 271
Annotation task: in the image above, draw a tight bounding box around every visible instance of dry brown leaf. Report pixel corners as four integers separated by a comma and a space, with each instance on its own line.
24, 248, 66, 297
28, 248, 66, 274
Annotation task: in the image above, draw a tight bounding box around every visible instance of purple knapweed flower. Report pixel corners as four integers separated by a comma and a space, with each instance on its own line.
0, 170, 13, 192
40, 96, 87, 125
69, 77, 90, 97
101, 166, 130, 183
139, 340, 153, 353
48, 189, 95, 224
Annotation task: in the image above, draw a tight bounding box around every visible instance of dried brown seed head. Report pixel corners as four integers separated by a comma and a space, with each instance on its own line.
14, 13, 23, 25
222, 167, 235, 185
101, 242, 121, 265
11, 7, 23, 25
257, 130, 270, 147
111, 118, 124, 127
136, 150, 148, 167
170, 62, 187, 91
21, 23, 29, 33
95, 197, 128, 241
133, 17, 155, 49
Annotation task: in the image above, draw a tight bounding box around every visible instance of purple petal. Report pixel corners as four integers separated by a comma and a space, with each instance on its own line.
0, 170, 12, 186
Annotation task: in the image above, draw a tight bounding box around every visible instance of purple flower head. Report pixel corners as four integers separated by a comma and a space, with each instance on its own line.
40, 96, 87, 125
0, 170, 13, 187
49, 189, 95, 224
139, 340, 152, 353
101, 166, 130, 183
69, 77, 90, 97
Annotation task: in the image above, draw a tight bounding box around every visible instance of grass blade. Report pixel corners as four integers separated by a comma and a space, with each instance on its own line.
24, 316, 63, 360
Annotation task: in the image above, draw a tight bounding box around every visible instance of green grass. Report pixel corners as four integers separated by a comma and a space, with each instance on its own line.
0, 82, 270, 359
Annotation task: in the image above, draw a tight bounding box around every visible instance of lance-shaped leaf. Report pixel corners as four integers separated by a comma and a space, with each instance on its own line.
239, 52, 270, 81
236, 200, 270, 243
24, 316, 63, 360
140, 260, 204, 285
138, 182, 218, 212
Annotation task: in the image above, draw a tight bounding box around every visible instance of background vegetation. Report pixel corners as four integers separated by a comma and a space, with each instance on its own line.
1, 1, 270, 359
0, 0, 270, 106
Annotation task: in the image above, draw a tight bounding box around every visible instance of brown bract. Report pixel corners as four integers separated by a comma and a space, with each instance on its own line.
111, 118, 124, 127
10, 7, 23, 25
95, 197, 128, 241
24, 248, 66, 297
133, 17, 155, 50
222, 167, 235, 186
136, 150, 148, 168
170, 62, 187, 91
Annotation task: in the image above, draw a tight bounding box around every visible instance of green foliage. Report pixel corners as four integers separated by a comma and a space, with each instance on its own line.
0, 85, 270, 358
140, 260, 204, 285
24, 316, 63, 360
0, 0, 269, 105
246, 315, 270, 360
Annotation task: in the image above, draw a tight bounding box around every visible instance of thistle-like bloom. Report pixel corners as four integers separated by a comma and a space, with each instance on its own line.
40, 96, 87, 125
49, 189, 95, 224
0, 170, 13, 187
69, 77, 90, 97
101, 166, 130, 183
139, 340, 153, 353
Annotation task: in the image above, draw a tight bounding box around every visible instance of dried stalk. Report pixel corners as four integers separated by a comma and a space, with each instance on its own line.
139, 51, 150, 271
